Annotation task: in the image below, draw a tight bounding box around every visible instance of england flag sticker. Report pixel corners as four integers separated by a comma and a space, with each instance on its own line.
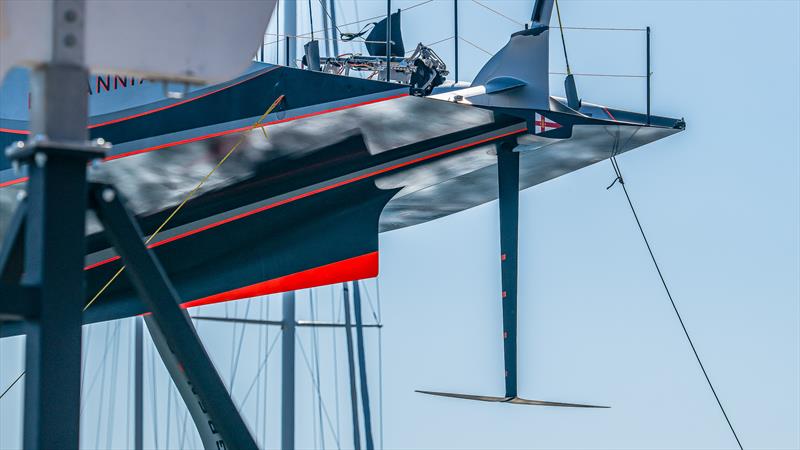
534, 113, 562, 134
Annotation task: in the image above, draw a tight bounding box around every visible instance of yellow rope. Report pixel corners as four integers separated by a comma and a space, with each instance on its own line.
84, 95, 285, 311
554, 0, 572, 75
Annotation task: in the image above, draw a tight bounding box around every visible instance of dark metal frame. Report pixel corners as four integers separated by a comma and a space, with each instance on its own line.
0, 174, 260, 448
90, 183, 259, 449
191, 281, 382, 450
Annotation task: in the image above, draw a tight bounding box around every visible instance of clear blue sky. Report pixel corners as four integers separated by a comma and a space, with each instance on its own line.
1, 1, 798, 449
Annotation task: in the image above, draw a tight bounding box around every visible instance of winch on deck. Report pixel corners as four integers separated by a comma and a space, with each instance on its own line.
301, 10, 449, 96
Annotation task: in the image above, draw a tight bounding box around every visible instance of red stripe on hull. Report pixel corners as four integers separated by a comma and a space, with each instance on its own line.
0, 177, 27, 188
0, 128, 29, 135
0, 92, 410, 191
103, 93, 408, 161
89, 68, 278, 129
80, 127, 525, 272
180, 251, 379, 309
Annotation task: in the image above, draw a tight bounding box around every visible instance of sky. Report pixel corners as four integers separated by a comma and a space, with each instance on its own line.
1, 1, 799, 449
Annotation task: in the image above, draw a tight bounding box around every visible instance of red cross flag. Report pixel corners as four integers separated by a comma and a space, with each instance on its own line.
534, 113, 562, 134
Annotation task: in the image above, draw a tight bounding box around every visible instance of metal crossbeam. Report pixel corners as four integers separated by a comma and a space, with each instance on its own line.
89, 183, 258, 450
191, 315, 381, 328
0, 200, 25, 283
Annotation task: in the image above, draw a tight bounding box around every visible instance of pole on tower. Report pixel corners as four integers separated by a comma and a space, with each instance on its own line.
284, 0, 297, 67
385, 0, 391, 81
646, 26, 651, 125
281, 291, 296, 450
330, 0, 340, 56
16, 2, 97, 447
353, 282, 375, 449
343, 283, 362, 449
133, 317, 144, 450
453, 0, 459, 83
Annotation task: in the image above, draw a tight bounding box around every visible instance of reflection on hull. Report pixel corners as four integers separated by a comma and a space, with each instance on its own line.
0, 63, 683, 333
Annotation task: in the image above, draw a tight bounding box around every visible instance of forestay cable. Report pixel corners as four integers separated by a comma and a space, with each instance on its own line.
607, 154, 744, 450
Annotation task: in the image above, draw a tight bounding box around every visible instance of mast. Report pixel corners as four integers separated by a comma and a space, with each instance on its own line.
330, 0, 339, 56
189, 283, 384, 449
321, 0, 331, 58
343, 283, 362, 449
385, 0, 391, 81
353, 282, 375, 449
453, 0, 459, 83
281, 291, 296, 450
284, 0, 297, 67
646, 26, 651, 125
133, 317, 144, 450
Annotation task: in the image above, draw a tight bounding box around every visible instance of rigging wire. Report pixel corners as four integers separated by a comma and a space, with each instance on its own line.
294, 0, 433, 40
331, 285, 342, 450
310, 298, 319, 449
471, 0, 644, 31
150, 340, 160, 450
106, 322, 122, 450
407, 36, 454, 54
318, 0, 345, 39
561, 26, 646, 31
607, 155, 744, 450
255, 298, 265, 445
94, 322, 112, 449
554, 0, 572, 75
237, 331, 281, 408
459, 36, 493, 56
165, 374, 173, 450
83, 95, 285, 312
178, 394, 190, 449
296, 334, 342, 449
82, 324, 92, 395
361, 281, 380, 324
471, 0, 525, 27
311, 290, 327, 449
0, 371, 24, 402
125, 320, 132, 448
375, 279, 384, 450
263, 296, 271, 447
549, 71, 646, 78
230, 299, 255, 389
229, 302, 238, 384
190, 318, 202, 449
81, 323, 117, 417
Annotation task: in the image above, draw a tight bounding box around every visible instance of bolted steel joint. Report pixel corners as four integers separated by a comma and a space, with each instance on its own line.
101, 188, 116, 203
34, 152, 48, 168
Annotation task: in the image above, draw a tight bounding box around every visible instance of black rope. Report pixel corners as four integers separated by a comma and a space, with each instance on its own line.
340, 22, 376, 42
608, 156, 744, 450
318, 0, 345, 39
606, 155, 624, 189
0, 371, 24, 401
